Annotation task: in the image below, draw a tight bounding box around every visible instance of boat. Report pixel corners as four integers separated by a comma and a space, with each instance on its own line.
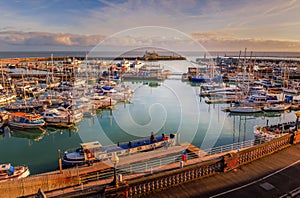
8, 112, 45, 129
5, 99, 44, 112
200, 87, 240, 97
88, 95, 117, 108
0, 94, 16, 104
263, 103, 291, 112
191, 75, 222, 83
131, 59, 144, 70
253, 124, 292, 141
0, 111, 9, 128
73, 79, 86, 87
253, 126, 282, 141
0, 163, 30, 182
239, 94, 280, 105
228, 73, 254, 83
200, 82, 225, 91
283, 87, 299, 95
62, 133, 176, 166
117, 59, 131, 71
228, 106, 262, 113
42, 107, 83, 125
83, 111, 96, 118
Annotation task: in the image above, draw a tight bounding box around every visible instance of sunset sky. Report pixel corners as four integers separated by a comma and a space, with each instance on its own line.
0, 0, 299, 52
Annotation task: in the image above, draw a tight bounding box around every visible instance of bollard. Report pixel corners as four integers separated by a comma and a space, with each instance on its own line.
177, 133, 181, 146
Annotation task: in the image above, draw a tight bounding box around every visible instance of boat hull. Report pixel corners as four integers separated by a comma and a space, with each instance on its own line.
62, 134, 176, 166
0, 166, 30, 182
229, 107, 262, 113
8, 122, 45, 129
263, 104, 291, 112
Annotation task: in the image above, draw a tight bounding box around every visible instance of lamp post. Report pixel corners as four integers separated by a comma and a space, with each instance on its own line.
58, 149, 62, 174
296, 112, 300, 131
111, 152, 119, 187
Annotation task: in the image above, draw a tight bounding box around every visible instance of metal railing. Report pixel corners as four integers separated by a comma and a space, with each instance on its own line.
80, 135, 284, 184
202, 135, 285, 156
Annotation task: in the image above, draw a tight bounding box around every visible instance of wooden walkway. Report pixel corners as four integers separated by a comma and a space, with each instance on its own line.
145, 143, 300, 198
43, 144, 189, 197
44, 143, 237, 197
43, 142, 257, 197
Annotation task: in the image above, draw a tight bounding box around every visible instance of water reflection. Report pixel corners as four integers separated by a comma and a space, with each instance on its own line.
10, 127, 46, 142
0, 125, 79, 142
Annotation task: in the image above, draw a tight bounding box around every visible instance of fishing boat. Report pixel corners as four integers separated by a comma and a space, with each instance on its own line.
62, 133, 176, 166
228, 106, 262, 113
8, 112, 45, 129
0, 163, 30, 182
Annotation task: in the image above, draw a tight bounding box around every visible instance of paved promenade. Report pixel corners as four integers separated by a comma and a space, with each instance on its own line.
145, 143, 300, 198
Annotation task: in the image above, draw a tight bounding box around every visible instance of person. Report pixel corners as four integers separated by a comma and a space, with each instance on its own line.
162, 133, 168, 141
181, 150, 187, 162
150, 131, 156, 143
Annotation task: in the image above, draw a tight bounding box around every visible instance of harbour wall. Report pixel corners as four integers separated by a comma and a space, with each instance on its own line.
1, 131, 300, 197
106, 131, 299, 197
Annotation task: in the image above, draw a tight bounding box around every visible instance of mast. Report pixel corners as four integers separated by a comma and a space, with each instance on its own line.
243, 48, 247, 86
1, 63, 4, 87
238, 50, 241, 72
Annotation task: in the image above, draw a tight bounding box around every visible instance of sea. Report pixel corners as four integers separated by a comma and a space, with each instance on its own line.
0, 51, 299, 175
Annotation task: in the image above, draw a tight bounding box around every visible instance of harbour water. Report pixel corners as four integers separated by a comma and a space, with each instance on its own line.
0, 53, 298, 175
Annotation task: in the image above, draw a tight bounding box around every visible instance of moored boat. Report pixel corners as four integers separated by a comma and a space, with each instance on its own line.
0, 163, 30, 182
8, 112, 45, 129
228, 106, 262, 113
42, 107, 83, 125
62, 133, 176, 166
0, 111, 9, 128
263, 103, 291, 112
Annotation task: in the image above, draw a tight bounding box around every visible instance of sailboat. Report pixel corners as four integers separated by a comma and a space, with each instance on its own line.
228, 106, 262, 113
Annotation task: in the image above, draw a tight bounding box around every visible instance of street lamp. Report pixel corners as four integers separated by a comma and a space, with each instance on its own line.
58, 149, 62, 173
111, 152, 119, 187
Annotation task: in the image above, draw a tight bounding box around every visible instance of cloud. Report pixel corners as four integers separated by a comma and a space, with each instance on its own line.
1, 28, 300, 52
191, 31, 300, 52
0, 0, 299, 51
0, 31, 106, 49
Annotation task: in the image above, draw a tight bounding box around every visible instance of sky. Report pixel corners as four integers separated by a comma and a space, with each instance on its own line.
0, 0, 299, 52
